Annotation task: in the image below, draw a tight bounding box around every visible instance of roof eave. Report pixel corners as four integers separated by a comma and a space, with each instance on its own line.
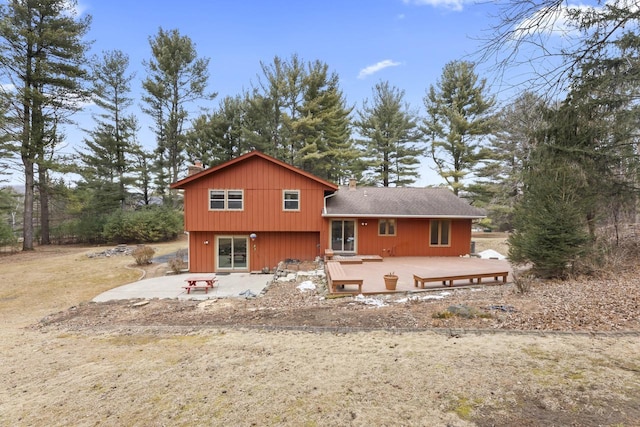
170, 150, 339, 190
322, 213, 486, 219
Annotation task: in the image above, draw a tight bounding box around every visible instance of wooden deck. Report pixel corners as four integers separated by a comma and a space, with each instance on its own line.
325, 256, 512, 295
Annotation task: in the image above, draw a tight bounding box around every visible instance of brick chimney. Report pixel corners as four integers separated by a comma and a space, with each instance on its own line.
188, 160, 204, 176
348, 178, 357, 190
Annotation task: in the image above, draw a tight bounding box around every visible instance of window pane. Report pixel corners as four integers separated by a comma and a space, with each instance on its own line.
284, 191, 299, 210
210, 191, 224, 210
441, 220, 450, 245
430, 220, 440, 245
233, 237, 247, 268
388, 219, 395, 235
343, 221, 355, 251
331, 221, 343, 250
379, 220, 387, 235
218, 238, 232, 268
227, 191, 243, 210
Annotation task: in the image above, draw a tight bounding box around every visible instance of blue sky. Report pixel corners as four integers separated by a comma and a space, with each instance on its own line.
58, 0, 609, 186
82, 0, 496, 110
75, 0, 502, 186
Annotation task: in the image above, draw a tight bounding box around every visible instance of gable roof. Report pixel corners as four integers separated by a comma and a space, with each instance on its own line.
170, 150, 339, 190
324, 186, 486, 219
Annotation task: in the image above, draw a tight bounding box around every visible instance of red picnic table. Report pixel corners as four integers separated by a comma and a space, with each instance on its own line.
182, 275, 217, 294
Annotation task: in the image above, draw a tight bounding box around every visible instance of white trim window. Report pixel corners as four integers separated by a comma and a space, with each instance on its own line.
209, 189, 244, 210
378, 219, 396, 236
283, 190, 300, 211
430, 219, 451, 246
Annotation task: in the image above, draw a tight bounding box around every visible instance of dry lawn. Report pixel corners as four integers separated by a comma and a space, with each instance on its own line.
1, 236, 639, 426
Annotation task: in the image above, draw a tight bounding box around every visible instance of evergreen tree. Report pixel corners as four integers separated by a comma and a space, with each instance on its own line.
79, 49, 137, 210
508, 144, 591, 279
142, 27, 213, 202
0, 0, 91, 250
185, 95, 250, 167
423, 60, 495, 195
295, 60, 356, 183
244, 55, 296, 160
470, 91, 548, 230
354, 81, 421, 187
244, 55, 357, 181
130, 143, 154, 206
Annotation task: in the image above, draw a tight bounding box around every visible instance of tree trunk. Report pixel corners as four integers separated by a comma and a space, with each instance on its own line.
38, 167, 50, 245
22, 159, 35, 251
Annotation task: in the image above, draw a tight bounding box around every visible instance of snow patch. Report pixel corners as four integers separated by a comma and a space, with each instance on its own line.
477, 249, 506, 260
296, 281, 316, 292
352, 294, 388, 307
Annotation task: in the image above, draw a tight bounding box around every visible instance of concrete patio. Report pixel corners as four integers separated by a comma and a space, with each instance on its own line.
93, 272, 273, 302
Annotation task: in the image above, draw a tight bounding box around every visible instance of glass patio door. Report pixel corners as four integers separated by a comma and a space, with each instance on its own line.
331, 220, 355, 252
217, 236, 248, 270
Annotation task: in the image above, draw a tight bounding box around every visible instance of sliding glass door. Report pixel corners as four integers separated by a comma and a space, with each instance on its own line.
331, 220, 355, 252
217, 236, 248, 270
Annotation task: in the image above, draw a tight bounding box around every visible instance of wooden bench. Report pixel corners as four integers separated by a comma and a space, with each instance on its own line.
324, 248, 334, 261
325, 261, 363, 294
182, 285, 213, 294
183, 275, 217, 294
413, 271, 509, 288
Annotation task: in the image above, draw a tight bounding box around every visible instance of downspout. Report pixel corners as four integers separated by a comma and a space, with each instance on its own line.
323, 190, 338, 255
323, 190, 338, 215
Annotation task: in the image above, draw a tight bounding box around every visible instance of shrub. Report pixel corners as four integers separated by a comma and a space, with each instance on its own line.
102, 207, 183, 243
511, 270, 533, 294
132, 245, 155, 265
0, 221, 17, 247
167, 248, 188, 273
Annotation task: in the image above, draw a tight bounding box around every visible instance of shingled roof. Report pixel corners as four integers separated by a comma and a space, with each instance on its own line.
324, 186, 486, 219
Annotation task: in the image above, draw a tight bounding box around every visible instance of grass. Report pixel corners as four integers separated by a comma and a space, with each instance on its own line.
0, 238, 187, 327
1, 234, 639, 426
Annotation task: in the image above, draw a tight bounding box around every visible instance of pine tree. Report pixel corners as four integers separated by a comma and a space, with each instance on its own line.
79, 49, 137, 210
244, 55, 357, 181
508, 145, 591, 278
142, 27, 213, 203
295, 60, 356, 183
354, 81, 421, 187
470, 91, 548, 230
0, 0, 90, 250
423, 60, 495, 195
185, 95, 250, 167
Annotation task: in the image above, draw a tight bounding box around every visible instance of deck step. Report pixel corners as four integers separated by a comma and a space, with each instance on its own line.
333, 254, 383, 264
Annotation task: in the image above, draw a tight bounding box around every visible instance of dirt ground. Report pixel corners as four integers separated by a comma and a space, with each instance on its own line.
1, 238, 639, 426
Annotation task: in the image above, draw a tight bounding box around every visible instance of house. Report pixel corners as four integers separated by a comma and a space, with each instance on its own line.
170, 151, 486, 273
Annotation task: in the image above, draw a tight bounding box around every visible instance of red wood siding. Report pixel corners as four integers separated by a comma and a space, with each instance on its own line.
187, 230, 319, 273
181, 156, 328, 232
325, 218, 473, 257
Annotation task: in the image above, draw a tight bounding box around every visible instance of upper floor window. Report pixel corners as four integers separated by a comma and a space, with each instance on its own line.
430, 219, 450, 246
283, 190, 300, 211
378, 219, 396, 236
209, 189, 244, 210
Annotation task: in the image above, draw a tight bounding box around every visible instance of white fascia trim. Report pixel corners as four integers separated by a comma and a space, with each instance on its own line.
322, 214, 486, 219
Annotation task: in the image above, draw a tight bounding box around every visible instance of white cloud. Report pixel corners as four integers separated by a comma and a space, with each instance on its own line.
402, 0, 470, 12
0, 83, 16, 93
357, 60, 402, 79
513, 3, 587, 39
512, 1, 638, 40
62, 0, 88, 17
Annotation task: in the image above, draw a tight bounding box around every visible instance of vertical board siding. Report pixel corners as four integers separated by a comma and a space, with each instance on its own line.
187, 231, 319, 273
333, 218, 473, 257
181, 156, 328, 233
